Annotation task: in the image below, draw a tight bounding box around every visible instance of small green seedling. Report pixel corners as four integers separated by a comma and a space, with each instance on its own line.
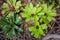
22, 3, 56, 38
0, 12, 24, 38
2, 0, 22, 17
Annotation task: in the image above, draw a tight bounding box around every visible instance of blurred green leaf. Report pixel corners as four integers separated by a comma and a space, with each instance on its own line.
22, 3, 56, 38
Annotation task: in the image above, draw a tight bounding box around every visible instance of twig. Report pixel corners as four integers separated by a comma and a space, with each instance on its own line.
42, 34, 60, 40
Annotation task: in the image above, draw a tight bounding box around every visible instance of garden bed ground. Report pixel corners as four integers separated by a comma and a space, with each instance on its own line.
0, 0, 60, 40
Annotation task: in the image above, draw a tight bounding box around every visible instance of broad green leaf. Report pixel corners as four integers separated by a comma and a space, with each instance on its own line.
12, 0, 16, 6
36, 7, 42, 13
2, 25, 11, 34
29, 3, 33, 9
41, 24, 47, 29
38, 12, 44, 16
29, 26, 36, 31
14, 25, 23, 32
0, 19, 9, 25
2, 3, 9, 8
34, 33, 39, 38
47, 16, 54, 21
15, 1, 21, 9
15, 14, 20, 24
7, 0, 11, 5
39, 28, 44, 35
11, 28, 16, 37
36, 3, 40, 8
15, 15, 24, 24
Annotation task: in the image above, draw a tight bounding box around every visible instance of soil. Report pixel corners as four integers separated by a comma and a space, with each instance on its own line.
0, 0, 60, 40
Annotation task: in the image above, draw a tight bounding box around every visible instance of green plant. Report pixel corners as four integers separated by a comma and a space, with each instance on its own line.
58, 0, 60, 8
46, 0, 55, 4
22, 3, 56, 38
1, 0, 22, 17
46, 0, 60, 7
0, 12, 24, 38
0, 0, 24, 38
